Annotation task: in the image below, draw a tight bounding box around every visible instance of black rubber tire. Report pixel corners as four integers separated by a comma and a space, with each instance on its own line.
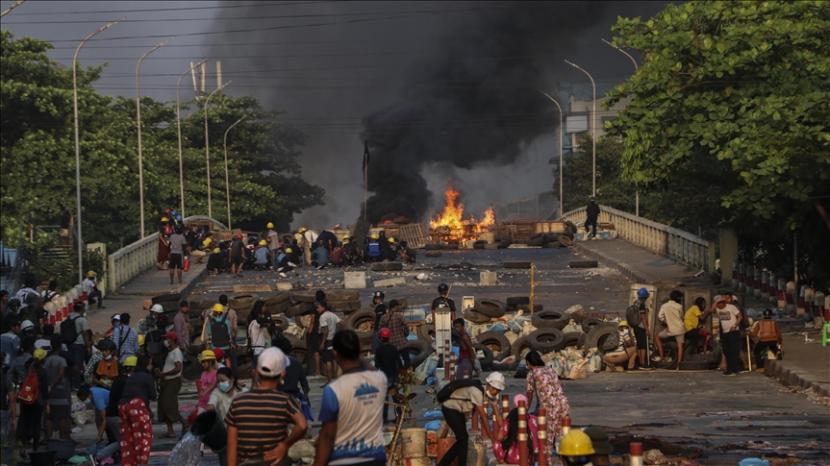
528, 235, 546, 247
328, 300, 361, 312
561, 332, 582, 348
290, 292, 318, 304
583, 324, 619, 352
477, 299, 506, 318
531, 310, 567, 330
371, 262, 403, 272
581, 318, 603, 333
345, 310, 375, 333
473, 241, 486, 250
511, 335, 531, 359
569, 260, 598, 269
474, 344, 494, 371
286, 302, 314, 317
264, 300, 290, 315
679, 342, 722, 370
265, 292, 290, 304
528, 328, 564, 353
463, 309, 491, 324
400, 340, 433, 368
328, 290, 360, 301
475, 331, 511, 361
503, 261, 532, 269
506, 296, 530, 309
269, 315, 290, 330
491, 360, 519, 371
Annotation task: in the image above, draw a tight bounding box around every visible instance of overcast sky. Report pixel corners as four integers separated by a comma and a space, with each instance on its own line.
1, 1, 665, 227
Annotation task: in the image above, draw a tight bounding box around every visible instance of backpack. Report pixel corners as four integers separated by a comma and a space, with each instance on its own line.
210, 314, 231, 348
60, 316, 80, 345
625, 303, 642, 328
18, 367, 40, 405
436, 378, 483, 403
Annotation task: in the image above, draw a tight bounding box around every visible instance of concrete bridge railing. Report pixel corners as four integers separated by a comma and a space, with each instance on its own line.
106, 215, 227, 292
560, 204, 715, 272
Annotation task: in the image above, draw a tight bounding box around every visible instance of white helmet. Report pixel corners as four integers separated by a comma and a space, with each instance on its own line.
485, 372, 506, 391
21, 320, 35, 331
150, 304, 165, 314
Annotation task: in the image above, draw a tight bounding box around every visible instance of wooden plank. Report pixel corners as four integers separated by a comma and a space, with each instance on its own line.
233, 284, 272, 293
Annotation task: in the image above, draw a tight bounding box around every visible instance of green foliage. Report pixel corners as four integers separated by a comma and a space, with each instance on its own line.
0, 31, 323, 254
606, 1, 830, 284
562, 135, 636, 213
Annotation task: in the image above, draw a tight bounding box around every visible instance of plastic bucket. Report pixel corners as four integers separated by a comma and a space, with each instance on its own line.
401, 427, 426, 459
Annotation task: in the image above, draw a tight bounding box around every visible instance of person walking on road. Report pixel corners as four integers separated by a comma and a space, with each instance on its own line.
318, 302, 341, 382
118, 355, 156, 466
525, 350, 570, 452
173, 301, 191, 356
312, 330, 388, 466
452, 318, 476, 379
168, 225, 188, 284
585, 197, 600, 238
156, 332, 184, 438
715, 296, 743, 375
226, 347, 308, 466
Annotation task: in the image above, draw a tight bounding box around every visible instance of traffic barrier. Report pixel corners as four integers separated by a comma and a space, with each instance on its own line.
444, 339, 452, 380
536, 407, 548, 466
501, 394, 510, 420
767, 272, 777, 302
630, 442, 644, 466
797, 285, 807, 316
561, 415, 571, 436
805, 287, 815, 316
517, 400, 529, 466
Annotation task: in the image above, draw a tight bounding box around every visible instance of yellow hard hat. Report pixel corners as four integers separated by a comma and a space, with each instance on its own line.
370, 233, 379, 240
123, 355, 138, 367
266, 222, 274, 229
213, 247, 221, 254
285, 247, 293, 254
137, 334, 145, 346
161, 217, 169, 222
87, 270, 97, 278
34, 348, 48, 360
259, 239, 267, 246
388, 237, 396, 243
212, 303, 225, 313
618, 320, 629, 327
199, 349, 216, 361
203, 237, 213, 246
557, 430, 596, 457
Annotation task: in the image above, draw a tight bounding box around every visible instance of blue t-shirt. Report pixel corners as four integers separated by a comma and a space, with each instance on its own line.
318, 368, 387, 465
254, 247, 269, 265
90, 386, 110, 412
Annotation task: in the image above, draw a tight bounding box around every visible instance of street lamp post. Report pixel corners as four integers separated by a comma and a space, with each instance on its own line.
602, 38, 641, 216
222, 116, 247, 229
136, 40, 168, 239
203, 81, 231, 219
540, 92, 564, 217
176, 59, 207, 219
72, 19, 120, 284
564, 59, 597, 198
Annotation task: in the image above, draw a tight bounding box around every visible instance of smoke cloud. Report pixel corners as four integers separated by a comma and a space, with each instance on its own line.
208, 2, 664, 226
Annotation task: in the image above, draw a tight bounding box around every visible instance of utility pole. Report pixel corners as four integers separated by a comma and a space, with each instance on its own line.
223, 116, 247, 229
72, 19, 120, 284
541, 92, 564, 217
564, 59, 597, 198
0, 0, 25, 16
203, 81, 231, 219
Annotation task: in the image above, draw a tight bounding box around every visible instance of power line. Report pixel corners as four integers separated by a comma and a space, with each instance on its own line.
4, 1, 322, 16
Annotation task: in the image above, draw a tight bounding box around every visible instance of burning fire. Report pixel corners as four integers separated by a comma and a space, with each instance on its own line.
430, 186, 495, 242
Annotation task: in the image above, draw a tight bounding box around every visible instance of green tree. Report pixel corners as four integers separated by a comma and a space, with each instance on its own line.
606, 1, 830, 284
563, 134, 636, 213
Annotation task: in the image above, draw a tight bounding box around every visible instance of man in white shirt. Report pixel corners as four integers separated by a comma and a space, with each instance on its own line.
655, 290, 686, 366
157, 332, 184, 437
715, 296, 743, 376
318, 304, 341, 382
82, 271, 105, 309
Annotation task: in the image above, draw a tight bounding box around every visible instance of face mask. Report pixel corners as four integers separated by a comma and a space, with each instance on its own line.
164, 340, 171, 349
218, 381, 232, 393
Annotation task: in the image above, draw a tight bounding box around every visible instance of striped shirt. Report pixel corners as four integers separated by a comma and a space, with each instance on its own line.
225, 388, 299, 460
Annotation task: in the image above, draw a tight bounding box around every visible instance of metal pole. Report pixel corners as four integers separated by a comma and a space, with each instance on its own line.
540, 92, 563, 216
203, 81, 231, 219
176, 59, 206, 219
602, 38, 640, 214
564, 60, 597, 197
223, 116, 247, 230
0, 0, 26, 16
136, 39, 168, 238
72, 19, 120, 284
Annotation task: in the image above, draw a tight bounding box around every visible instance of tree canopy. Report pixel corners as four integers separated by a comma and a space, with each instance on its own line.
605, 1, 830, 284
1, 31, 323, 251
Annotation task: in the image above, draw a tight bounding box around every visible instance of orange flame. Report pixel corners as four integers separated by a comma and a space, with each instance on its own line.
430, 186, 496, 242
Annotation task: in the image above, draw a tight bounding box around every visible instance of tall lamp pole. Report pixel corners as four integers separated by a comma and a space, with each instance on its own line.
72, 19, 120, 284
601, 38, 641, 216
203, 81, 231, 219
223, 116, 247, 229
540, 92, 564, 217
136, 39, 168, 238
564, 59, 597, 198
176, 59, 207, 219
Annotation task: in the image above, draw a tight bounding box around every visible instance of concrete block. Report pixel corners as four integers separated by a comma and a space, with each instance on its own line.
275, 282, 293, 291
374, 277, 406, 288
344, 271, 367, 289
480, 271, 497, 286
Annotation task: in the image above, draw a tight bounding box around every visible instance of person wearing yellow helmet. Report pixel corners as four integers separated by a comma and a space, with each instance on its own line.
197, 349, 219, 412
119, 354, 156, 466
366, 232, 382, 262
557, 429, 596, 465
207, 245, 225, 275
265, 222, 280, 257
602, 320, 637, 372
254, 239, 272, 270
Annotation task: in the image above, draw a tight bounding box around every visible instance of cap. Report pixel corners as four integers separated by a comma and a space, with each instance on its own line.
266, 222, 274, 229
373, 291, 385, 300
378, 327, 391, 340
582, 426, 612, 455
257, 347, 289, 377
20, 320, 35, 331
164, 331, 177, 341
438, 283, 449, 293
212, 303, 225, 313
199, 349, 216, 361
485, 371, 506, 391
33, 348, 48, 360
285, 247, 293, 254
111, 314, 121, 322
150, 304, 164, 314
123, 355, 138, 367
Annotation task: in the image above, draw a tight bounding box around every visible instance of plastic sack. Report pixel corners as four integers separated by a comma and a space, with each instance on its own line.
561, 320, 583, 334
168, 432, 203, 466
424, 420, 443, 431
587, 349, 602, 373
487, 322, 507, 334
424, 409, 443, 420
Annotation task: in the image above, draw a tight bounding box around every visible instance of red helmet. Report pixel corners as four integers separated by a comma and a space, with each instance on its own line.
378, 328, 391, 341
